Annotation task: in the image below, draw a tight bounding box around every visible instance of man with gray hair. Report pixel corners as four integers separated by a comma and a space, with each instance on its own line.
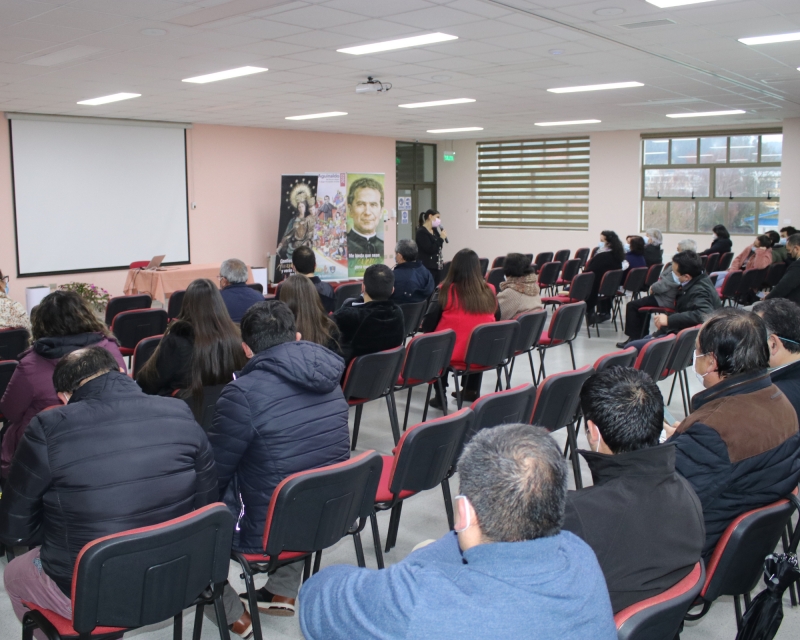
219, 258, 263, 323
391, 239, 435, 304
298, 424, 616, 639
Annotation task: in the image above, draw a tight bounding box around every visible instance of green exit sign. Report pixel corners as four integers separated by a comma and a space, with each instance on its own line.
443, 151, 456, 162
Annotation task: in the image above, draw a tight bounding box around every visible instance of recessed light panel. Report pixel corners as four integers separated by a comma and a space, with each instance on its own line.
338, 33, 458, 55
534, 119, 601, 126
399, 98, 475, 109
182, 66, 267, 84
646, 0, 717, 7
286, 112, 348, 121
77, 93, 141, 105
666, 110, 746, 118
426, 127, 484, 133
739, 32, 800, 46
548, 82, 643, 94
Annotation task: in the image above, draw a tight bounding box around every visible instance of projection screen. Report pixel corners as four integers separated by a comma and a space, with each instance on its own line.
10, 116, 190, 276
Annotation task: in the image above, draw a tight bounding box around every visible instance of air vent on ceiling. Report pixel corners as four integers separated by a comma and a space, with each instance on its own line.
619, 19, 676, 29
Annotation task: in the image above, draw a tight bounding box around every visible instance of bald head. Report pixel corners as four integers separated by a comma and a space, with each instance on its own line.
53, 347, 119, 394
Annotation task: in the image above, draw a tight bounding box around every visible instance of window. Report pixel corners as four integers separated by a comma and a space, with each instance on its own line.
641, 132, 781, 235
478, 137, 589, 230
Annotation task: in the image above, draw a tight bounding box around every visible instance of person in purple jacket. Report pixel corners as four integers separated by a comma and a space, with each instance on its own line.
0, 290, 125, 477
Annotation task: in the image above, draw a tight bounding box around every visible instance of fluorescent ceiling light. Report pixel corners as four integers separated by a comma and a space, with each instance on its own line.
666, 110, 746, 118
534, 119, 601, 126
182, 66, 267, 84
739, 32, 800, 45
338, 32, 458, 56
77, 92, 141, 105
646, 0, 717, 7
399, 98, 475, 109
285, 112, 348, 121
427, 127, 483, 133
548, 81, 643, 93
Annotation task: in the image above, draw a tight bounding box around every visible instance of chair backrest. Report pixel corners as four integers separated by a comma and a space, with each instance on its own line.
465, 383, 536, 444
766, 261, 787, 288
634, 334, 676, 382
0, 328, 30, 361
463, 321, 519, 369
105, 294, 152, 326
574, 247, 590, 268
0, 360, 19, 409
525, 253, 534, 263
554, 249, 570, 264
129, 261, 150, 269
643, 263, 664, 291
566, 272, 595, 302
622, 267, 648, 294
399, 300, 427, 339
111, 309, 169, 351
71, 503, 234, 634
167, 290, 185, 320
699, 255, 708, 272
615, 562, 705, 640
400, 330, 456, 386
334, 282, 363, 310
263, 451, 383, 556
593, 347, 637, 372
247, 282, 264, 294
491, 256, 505, 269
663, 326, 700, 376
479, 258, 489, 277
388, 409, 473, 497
720, 269, 743, 298
559, 258, 581, 283
545, 301, 586, 343
181, 383, 227, 432
537, 261, 562, 287
597, 269, 625, 299
702, 496, 796, 602
718, 251, 734, 271
132, 335, 163, 379
534, 252, 554, 269
531, 365, 594, 432
342, 346, 406, 401
705, 253, 720, 274
486, 268, 506, 290
513, 310, 547, 354
738, 267, 768, 297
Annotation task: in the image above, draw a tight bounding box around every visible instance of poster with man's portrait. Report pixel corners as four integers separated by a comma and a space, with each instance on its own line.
345, 173, 386, 278
274, 175, 318, 282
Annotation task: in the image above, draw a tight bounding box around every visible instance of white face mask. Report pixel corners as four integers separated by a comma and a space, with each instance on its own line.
693, 351, 710, 386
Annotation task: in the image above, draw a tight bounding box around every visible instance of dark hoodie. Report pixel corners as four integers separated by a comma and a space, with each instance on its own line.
207, 340, 350, 553
334, 299, 406, 364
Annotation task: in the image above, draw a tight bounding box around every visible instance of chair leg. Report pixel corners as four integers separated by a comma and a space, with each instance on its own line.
436, 377, 448, 416
385, 502, 404, 552
386, 394, 401, 445
568, 341, 576, 370
351, 404, 363, 451
214, 587, 233, 640
733, 595, 743, 630
403, 387, 414, 432
454, 372, 463, 410
678, 371, 689, 417
503, 363, 511, 390
302, 555, 312, 583
22, 617, 36, 640
174, 612, 183, 640
236, 558, 263, 640
421, 384, 431, 424
538, 348, 547, 383
312, 550, 322, 575
353, 531, 366, 568
442, 477, 455, 530
192, 602, 204, 640
668, 372, 678, 404
783, 527, 798, 606
370, 512, 385, 569
683, 370, 691, 415
566, 421, 583, 489
528, 350, 537, 387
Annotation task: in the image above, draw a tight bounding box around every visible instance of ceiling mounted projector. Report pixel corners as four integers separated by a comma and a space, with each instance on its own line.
356, 77, 392, 94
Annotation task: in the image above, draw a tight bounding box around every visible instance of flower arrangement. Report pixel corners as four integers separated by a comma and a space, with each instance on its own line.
58, 282, 111, 313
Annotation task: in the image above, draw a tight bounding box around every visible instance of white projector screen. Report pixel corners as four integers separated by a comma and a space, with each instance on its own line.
10, 117, 190, 276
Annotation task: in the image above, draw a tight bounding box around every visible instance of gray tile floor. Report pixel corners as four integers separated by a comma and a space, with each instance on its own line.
1, 314, 798, 639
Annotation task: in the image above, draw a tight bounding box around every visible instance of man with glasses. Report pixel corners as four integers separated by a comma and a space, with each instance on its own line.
663, 308, 800, 558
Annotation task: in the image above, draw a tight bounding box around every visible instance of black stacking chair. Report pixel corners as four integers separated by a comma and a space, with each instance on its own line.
537, 301, 586, 379
486, 268, 505, 291
592, 347, 636, 373
634, 334, 676, 383
705, 253, 720, 274
111, 309, 168, 360
534, 252, 553, 270
718, 251, 734, 271
508, 310, 547, 386
104, 294, 151, 326
334, 282, 363, 311
554, 249, 571, 264
574, 247, 590, 269
479, 258, 489, 277
662, 326, 701, 416
537, 261, 562, 297
0, 328, 29, 361
463, 383, 536, 446
246, 282, 264, 294
167, 290, 185, 321
642, 263, 664, 293
131, 334, 163, 379
399, 300, 427, 343
587, 269, 624, 337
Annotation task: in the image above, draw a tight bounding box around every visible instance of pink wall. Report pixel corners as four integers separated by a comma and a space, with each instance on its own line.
0, 116, 397, 304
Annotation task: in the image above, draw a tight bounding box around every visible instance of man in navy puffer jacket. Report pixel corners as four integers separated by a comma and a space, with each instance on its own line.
208, 300, 349, 634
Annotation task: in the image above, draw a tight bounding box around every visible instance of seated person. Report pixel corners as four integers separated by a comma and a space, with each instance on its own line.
276, 246, 335, 313
767, 230, 788, 263
208, 301, 349, 628
781, 226, 798, 255
390, 239, 435, 304
766, 233, 800, 305
497, 252, 542, 320
563, 367, 704, 613
664, 309, 800, 558
0, 269, 31, 332
643, 228, 664, 266
754, 298, 800, 416
624, 236, 647, 272
712, 234, 773, 291
299, 424, 617, 640
218, 258, 263, 323
618, 249, 720, 349
699, 224, 732, 257
333, 264, 405, 364
0, 348, 217, 629
279, 274, 341, 355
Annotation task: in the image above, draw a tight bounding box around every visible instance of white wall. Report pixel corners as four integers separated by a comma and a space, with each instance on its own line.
437, 120, 800, 263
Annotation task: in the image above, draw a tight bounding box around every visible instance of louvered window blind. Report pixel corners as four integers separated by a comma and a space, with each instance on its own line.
477, 137, 590, 230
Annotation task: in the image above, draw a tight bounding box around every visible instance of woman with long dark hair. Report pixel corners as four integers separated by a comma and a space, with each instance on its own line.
0, 290, 125, 477
585, 230, 625, 323
279, 274, 341, 355
416, 209, 447, 285
431, 248, 497, 407
137, 279, 246, 407
699, 224, 733, 256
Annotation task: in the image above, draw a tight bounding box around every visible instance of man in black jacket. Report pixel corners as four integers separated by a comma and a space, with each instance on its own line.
618, 250, 721, 349
391, 239, 435, 304
665, 309, 800, 557
562, 367, 704, 613
0, 348, 217, 630
766, 233, 800, 305
208, 301, 349, 623
755, 298, 800, 417
334, 263, 405, 364
275, 246, 336, 313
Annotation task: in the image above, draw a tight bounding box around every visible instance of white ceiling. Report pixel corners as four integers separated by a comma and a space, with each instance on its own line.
1, 0, 800, 139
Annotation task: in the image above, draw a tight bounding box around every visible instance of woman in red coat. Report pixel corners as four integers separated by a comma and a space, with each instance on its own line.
430, 248, 497, 409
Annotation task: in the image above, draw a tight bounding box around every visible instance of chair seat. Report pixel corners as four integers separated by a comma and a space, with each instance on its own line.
449, 361, 493, 373
239, 550, 309, 563
119, 347, 135, 356
22, 602, 125, 637
541, 295, 572, 305
537, 336, 564, 347
637, 306, 674, 314
375, 455, 416, 503
346, 398, 370, 407
396, 374, 428, 388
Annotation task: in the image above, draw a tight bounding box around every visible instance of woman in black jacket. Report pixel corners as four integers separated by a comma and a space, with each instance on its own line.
643, 228, 664, 267
586, 230, 625, 323
699, 224, 733, 256
416, 209, 447, 284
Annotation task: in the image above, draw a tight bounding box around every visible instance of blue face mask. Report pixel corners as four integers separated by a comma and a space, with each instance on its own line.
598, 241, 606, 250
3, 283, 7, 295
671, 271, 681, 285
623, 243, 630, 253
779, 238, 787, 246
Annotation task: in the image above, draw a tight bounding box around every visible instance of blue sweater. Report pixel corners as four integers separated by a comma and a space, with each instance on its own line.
299, 531, 616, 640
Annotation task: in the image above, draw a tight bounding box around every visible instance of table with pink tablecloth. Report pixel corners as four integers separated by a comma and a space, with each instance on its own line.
123, 263, 253, 301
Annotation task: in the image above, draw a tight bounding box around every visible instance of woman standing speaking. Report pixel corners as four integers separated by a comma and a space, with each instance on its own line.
416, 209, 447, 285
